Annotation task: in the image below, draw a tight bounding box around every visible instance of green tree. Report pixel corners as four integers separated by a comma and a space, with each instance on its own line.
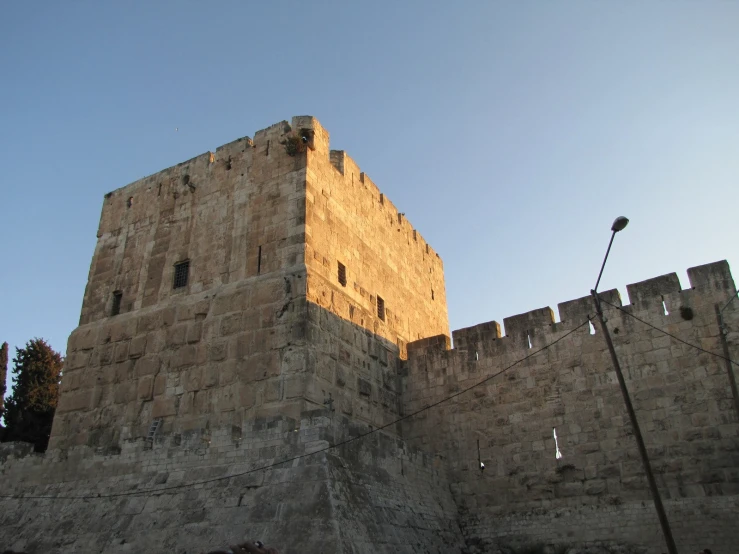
2, 339, 63, 452
0, 341, 7, 439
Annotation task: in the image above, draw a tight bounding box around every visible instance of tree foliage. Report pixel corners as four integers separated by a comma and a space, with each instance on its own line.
0, 341, 8, 413
2, 339, 62, 452
0, 341, 7, 439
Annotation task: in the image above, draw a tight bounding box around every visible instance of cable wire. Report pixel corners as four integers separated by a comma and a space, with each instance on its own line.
720, 289, 739, 314
598, 296, 738, 367
0, 318, 593, 502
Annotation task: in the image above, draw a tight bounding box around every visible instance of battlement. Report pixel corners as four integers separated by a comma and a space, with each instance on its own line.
408, 260, 736, 361
302, 117, 449, 352
320, 146, 442, 264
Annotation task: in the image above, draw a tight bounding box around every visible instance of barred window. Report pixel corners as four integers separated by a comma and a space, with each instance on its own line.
173, 260, 190, 289
338, 262, 347, 287
377, 295, 385, 321
111, 291, 122, 316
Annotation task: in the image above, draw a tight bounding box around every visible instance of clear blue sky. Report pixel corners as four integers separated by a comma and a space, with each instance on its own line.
1, 2, 737, 383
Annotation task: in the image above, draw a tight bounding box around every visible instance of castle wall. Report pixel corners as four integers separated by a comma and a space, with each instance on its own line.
4, 115, 738, 554
52, 120, 313, 451
1, 412, 464, 554
300, 117, 449, 352
402, 261, 739, 553
285, 116, 450, 431
80, 120, 306, 325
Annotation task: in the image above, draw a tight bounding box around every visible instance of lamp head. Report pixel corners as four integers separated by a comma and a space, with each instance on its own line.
611, 216, 629, 233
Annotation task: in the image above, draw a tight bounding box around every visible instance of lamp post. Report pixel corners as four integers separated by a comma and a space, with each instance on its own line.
716, 290, 739, 421
590, 217, 678, 554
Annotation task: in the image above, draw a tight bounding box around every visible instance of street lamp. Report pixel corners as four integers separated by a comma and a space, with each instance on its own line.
590, 217, 678, 554
594, 216, 629, 293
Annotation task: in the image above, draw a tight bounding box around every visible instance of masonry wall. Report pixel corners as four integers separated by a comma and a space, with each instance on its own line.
1, 412, 464, 554
80, 119, 306, 324
6, 115, 739, 554
53, 119, 314, 451
287, 116, 450, 432
402, 261, 739, 553
301, 117, 449, 353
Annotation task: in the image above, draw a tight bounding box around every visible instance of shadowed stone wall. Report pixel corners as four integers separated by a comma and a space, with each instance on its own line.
0, 412, 463, 553
402, 260, 739, 554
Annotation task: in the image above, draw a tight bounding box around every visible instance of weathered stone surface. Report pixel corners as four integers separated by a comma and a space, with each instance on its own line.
2, 117, 738, 554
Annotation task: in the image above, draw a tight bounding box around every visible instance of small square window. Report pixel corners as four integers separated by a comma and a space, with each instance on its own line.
111, 291, 122, 316
338, 262, 347, 287
173, 260, 190, 289
377, 295, 385, 321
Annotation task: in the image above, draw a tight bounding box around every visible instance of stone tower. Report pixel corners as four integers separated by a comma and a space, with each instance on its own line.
52, 115, 449, 453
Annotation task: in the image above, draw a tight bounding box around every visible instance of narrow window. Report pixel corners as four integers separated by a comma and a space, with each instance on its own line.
553, 428, 563, 459
431, 288, 435, 300
377, 295, 385, 321
338, 262, 347, 287
173, 260, 190, 289
127, 197, 133, 208
257, 246, 262, 274
111, 291, 122, 316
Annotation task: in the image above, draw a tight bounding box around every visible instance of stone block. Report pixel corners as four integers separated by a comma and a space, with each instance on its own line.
97, 344, 114, 366
212, 290, 248, 316
113, 360, 134, 382
114, 383, 136, 405
69, 327, 99, 351
66, 350, 91, 370
171, 345, 197, 370
109, 318, 138, 342
219, 361, 237, 386
177, 299, 211, 321
358, 378, 372, 397
208, 341, 227, 361
146, 330, 166, 354
167, 324, 188, 347
220, 313, 243, 336
135, 356, 160, 377
239, 384, 256, 409
264, 379, 282, 402
153, 374, 166, 397
152, 397, 177, 418
285, 375, 306, 399
59, 389, 93, 413
136, 311, 162, 334
186, 321, 202, 343
114, 341, 130, 362
185, 367, 202, 392
138, 376, 154, 400
203, 364, 219, 388
129, 335, 147, 358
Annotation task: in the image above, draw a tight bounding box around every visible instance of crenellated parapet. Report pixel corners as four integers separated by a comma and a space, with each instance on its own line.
406, 260, 735, 363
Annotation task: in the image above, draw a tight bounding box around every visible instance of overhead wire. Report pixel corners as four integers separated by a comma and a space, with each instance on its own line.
0, 318, 593, 502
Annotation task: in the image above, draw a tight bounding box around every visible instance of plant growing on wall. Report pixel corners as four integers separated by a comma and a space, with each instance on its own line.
281, 128, 313, 156
1, 339, 62, 452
